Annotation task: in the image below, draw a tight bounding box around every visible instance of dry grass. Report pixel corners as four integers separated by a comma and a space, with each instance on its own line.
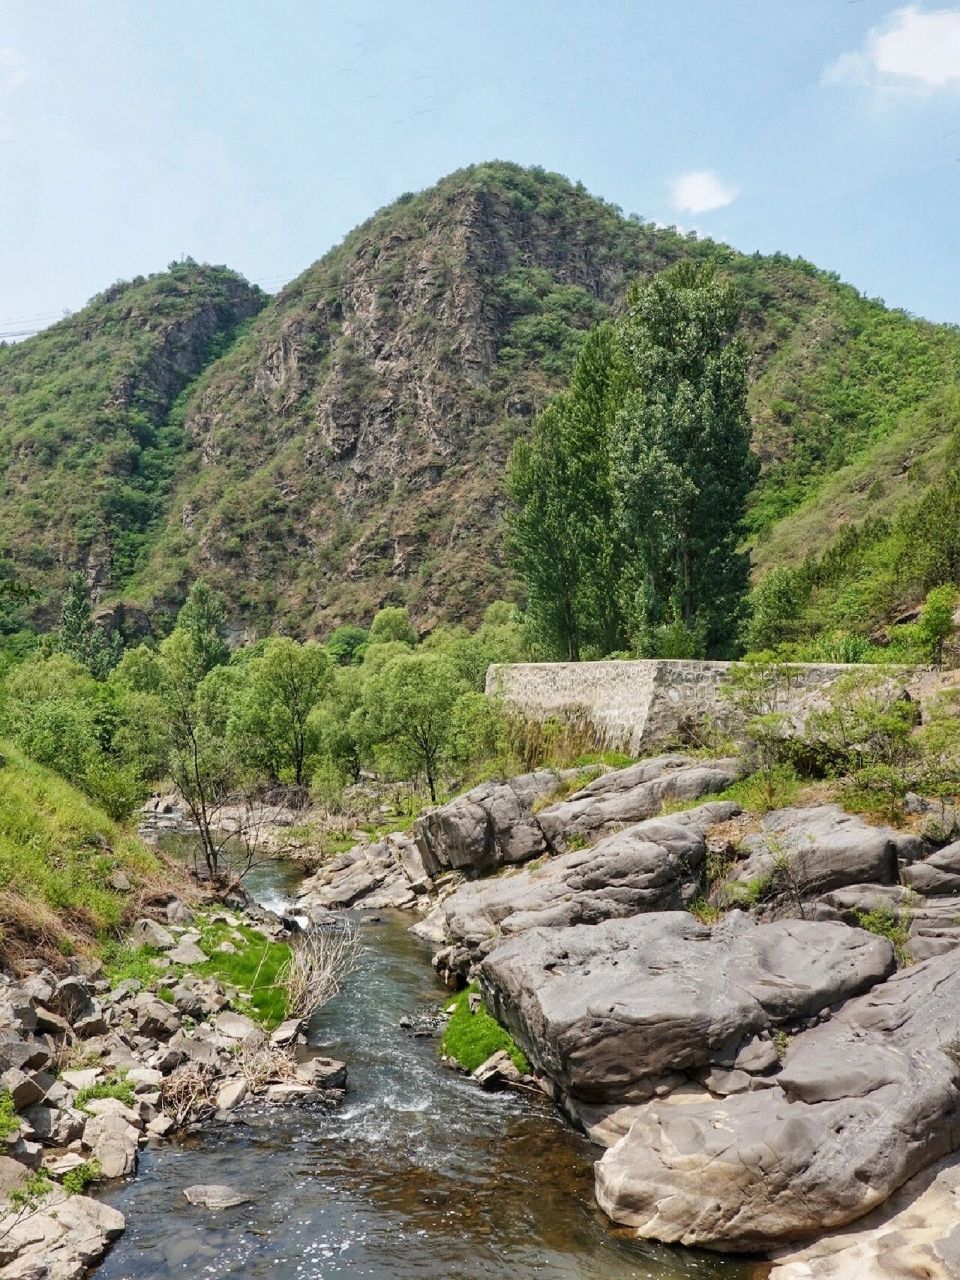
279, 920, 361, 1020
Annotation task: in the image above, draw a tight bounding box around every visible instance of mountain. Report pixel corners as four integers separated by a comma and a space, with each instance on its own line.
2, 162, 958, 641
0, 263, 265, 625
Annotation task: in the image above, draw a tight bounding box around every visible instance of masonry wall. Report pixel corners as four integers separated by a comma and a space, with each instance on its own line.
485, 660, 891, 755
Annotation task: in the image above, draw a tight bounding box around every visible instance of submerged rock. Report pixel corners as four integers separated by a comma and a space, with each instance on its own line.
182, 1184, 251, 1209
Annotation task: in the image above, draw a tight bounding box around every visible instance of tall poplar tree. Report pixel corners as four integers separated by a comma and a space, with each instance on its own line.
612, 261, 757, 656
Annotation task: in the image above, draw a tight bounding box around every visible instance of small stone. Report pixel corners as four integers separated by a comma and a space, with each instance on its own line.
129, 918, 176, 950
61, 1068, 101, 1091
266, 1082, 317, 1104
147, 1114, 176, 1138
295, 1056, 347, 1089
216, 1080, 248, 1112
269, 1018, 303, 1047
182, 1183, 251, 1209
214, 1012, 258, 1041
473, 1050, 523, 1091
167, 941, 207, 965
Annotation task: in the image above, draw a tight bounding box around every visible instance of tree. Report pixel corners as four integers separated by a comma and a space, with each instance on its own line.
176, 579, 229, 677
367, 607, 417, 647
230, 638, 331, 792
613, 261, 757, 655
917, 584, 957, 666
57, 572, 120, 678
506, 323, 623, 659
326, 624, 369, 666
366, 651, 468, 801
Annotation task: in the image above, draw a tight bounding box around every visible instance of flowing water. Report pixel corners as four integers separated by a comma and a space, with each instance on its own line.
94, 862, 759, 1280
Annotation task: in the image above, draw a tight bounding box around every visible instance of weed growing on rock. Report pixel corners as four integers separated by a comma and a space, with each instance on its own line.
74, 1073, 135, 1113
854, 905, 913, 966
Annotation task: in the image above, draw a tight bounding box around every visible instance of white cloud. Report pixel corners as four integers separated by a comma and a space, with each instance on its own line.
669, 170, 738, 215
825, 5, 960, 90
0, 48, 28, 95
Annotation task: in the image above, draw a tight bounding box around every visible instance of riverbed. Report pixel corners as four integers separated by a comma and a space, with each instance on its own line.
94, 863, 758, 1280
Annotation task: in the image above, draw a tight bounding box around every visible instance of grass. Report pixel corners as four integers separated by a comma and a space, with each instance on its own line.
440, 984, 530, 1074
74, 1074, 135, 1113
854, 905, 913, 966
61, 1160, 102, 1194
0, 1090, 20, 1139
101, 909, 291, 1028
196, 917, 289, 1027
0, 743, 166, 968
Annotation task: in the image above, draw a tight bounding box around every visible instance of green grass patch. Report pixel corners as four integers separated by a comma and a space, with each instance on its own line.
854, 905, 913, 966
100, 941, 166, 988
61, 1159, 102, 1194
0, 1090, 20, 1139
440, 984, 530, 1074
0, 742, 161, 963
721, 765, 803, 814
75, 1073, 135, 1113
195, 917, 289, 1028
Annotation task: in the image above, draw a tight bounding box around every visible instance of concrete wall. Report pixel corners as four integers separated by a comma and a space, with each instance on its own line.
485, 660, 893, 756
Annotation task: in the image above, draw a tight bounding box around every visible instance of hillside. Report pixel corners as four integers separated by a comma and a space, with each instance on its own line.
2, 162, 958, 640
0, 262, 265, 627
0, 744, 168, 971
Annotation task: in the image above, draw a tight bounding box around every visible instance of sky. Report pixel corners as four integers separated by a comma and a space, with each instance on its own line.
1, 0, 960, 336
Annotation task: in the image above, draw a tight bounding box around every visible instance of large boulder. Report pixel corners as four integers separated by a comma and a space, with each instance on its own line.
0, 1188, 125, 1278
725, 806, 924, 902
479, 912, 894, 1105
437, 802, 739, 978
770, 1153, 960, 1278
413, 770, 570, 879
594, 948, 960, 1251
300, 833, 428, 911
535, 756, 741, 852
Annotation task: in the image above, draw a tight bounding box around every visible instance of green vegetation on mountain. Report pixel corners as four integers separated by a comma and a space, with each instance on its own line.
0, 261, 264, 630
1, 162, 958, 649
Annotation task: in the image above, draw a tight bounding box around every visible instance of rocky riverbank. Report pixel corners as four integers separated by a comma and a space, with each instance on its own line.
0, 895, 347, 1279
298, 751, 960, 1273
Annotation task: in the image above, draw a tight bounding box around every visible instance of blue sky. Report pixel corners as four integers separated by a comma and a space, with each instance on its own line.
2, 0, 959, 334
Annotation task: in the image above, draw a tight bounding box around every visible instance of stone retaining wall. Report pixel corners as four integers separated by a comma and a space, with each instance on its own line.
485, 660, 901, 755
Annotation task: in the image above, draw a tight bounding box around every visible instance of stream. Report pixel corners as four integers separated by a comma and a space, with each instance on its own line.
93, 860, 758, 1280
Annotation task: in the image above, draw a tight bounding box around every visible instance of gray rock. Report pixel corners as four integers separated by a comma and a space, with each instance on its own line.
0, 1187, 125, 1278
300, 832, 427, 911
439, 802, 740, 978
129, 918, 176, 950
166, 941, 207, 965
81, 1112, 140, 1179
214, 1011, 259, 1042
0, 1155, 28, 1195
479, 913, 894, 1104
182, 1183, 251, 1209
727, 805, 924, 902
166, 899, 193, 925
22, 1102, 84, 1146
902, 839, 960, 896
536, 756, 741, 852
473, 1050, 523, 1090
413, 770, 568, 878
216, 1079, 247, 1112
131, 994, 180, 1041
295, 1056, 346, 1089
593, 947, 960, 1250
269, 1018, 303, 1046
